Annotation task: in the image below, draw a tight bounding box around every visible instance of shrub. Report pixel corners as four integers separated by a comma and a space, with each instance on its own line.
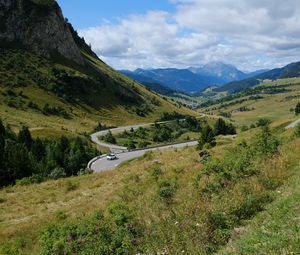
198, 124, 216, 150
65, 180, 79, 192
157, 179, 177, 203
40, 207, 141, 255
241, 125, 249, 131
126, 140, 136, 150
48, 167, 66, 180
102, 130, 116, 144
160, 111, 185, 121
231, 188, 272, 221
206, 211, 233, 250
147, 166, 163, 181
294, 124, 300, 137
254, 127, 279, 156
16, 174, 44, 186
256, 118, 271, 127
77, 168, 93, 176
295, 102, 300, 115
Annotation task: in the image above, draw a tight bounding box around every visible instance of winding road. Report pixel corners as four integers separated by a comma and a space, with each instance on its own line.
90, 140, 198, 172
89, 120, 200, 172
285, 118, 300, 129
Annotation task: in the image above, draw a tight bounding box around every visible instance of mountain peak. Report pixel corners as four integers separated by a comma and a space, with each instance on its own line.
202, 61, 237, 70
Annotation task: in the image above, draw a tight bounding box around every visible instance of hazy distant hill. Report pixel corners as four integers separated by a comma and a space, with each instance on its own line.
121, 62, 267, 93
217, 62, 300, 93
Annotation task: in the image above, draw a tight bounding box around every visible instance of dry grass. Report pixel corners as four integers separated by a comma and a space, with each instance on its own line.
199, 78, 300, 128
0, 144, 207, 253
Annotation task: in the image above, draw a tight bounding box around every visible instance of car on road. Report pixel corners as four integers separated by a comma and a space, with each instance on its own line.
107, 153, 117, 160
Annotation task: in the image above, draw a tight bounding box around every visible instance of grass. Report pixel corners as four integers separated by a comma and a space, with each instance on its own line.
2, 123, 300, 254
218, 144, 300, 254
100, 121, 202, 149
199, 78, 300, 128
0, 48, 196, 137
0, 145, 202, 253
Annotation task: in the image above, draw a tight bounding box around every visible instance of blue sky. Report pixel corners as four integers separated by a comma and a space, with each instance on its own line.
57, 0, 300, 71
57, 0, 175, 29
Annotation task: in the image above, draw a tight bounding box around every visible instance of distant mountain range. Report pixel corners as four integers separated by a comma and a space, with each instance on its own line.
217, 62, 300, 93
120, 62, 268, 94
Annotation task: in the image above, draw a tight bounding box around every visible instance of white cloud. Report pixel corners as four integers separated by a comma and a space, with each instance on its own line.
79, 0, 300, 71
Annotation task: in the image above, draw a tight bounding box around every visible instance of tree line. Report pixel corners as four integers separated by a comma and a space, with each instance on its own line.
0, 119, 98, 187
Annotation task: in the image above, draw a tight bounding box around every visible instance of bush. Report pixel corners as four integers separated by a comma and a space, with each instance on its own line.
16, 174, 45, 186
241, 125, 249, 132
65, 180, 79, 192
157, 179, 177, 203
295, 124, 300, 137
77, 168, 93, 176
254, 127, 279, 156
160, 111, 185, 121
102, 130, 116, 144
40, 206, 141, 255
147, 166, 163, 181
126, 140, 136, 150
198, 125, 216, 150
295, 102, 300, 115
48, 167, 66, 180
231, 188, 272, 221
256, 118, 271, 127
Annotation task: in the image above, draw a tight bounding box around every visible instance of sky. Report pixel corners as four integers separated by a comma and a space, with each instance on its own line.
57, 0, 300, 71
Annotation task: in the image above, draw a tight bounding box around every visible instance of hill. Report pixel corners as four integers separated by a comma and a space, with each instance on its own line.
121, 63, 266, 93
217, 62, 300, 93
198, 77, 300, 128
0, 0, 193, 136
1, 115, 300, 254
189, 62, 267, 84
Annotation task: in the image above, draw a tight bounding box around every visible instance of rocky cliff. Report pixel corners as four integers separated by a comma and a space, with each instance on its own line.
0, 0, 85, 64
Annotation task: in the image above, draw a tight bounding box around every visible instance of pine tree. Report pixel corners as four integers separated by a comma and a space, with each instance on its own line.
198, 125, 216, 150
7, 143, 32, 180
295, 102, 300, 115
214, 118, 227, 135
18, 126, 32, 149
0, 119, 5, 167
0, 119, 6, 186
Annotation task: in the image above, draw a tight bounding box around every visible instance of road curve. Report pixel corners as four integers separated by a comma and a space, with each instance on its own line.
89, 118, 205, 172
90, 119, 201, 152
285, 118, 300, 129
91, 123, 155, 152
91, 140, 198, 172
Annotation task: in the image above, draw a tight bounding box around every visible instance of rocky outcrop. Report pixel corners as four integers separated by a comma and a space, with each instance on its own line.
0, 0, 84, 64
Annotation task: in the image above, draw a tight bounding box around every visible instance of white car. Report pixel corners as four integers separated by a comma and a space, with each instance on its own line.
107, 153, 117, 160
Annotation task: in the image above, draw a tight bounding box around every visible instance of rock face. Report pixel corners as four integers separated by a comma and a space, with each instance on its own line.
0, 0, 84, 64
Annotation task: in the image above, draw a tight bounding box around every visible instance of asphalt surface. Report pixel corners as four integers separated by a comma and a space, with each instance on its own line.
89, 118, 205, 172
90, 140, 198, 172
285, 118, 300, 129
90, 119, 200, 152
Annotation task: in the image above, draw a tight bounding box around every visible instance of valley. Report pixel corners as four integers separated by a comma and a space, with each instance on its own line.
1, 0, 300, 254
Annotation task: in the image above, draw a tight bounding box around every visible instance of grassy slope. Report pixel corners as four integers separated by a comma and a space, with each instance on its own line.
199, 78, 300, 128
0, 49, 195, 137
0, 135, 234, 253
218, 151, 300, 254
2, 125, 300, 254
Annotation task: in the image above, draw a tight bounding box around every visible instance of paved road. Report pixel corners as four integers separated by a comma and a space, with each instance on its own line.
89, 117, 205, 172
90, 140, 198, 172
286, 118, 300, 129
90, 118, 202, 152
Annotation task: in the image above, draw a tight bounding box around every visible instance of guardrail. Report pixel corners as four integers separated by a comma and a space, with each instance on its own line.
87, 139, 199, 169
128, 139, 199, 152
87, 154, 107, 169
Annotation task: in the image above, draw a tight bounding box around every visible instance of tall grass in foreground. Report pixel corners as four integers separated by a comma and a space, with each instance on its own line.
2, 128, 300, 254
